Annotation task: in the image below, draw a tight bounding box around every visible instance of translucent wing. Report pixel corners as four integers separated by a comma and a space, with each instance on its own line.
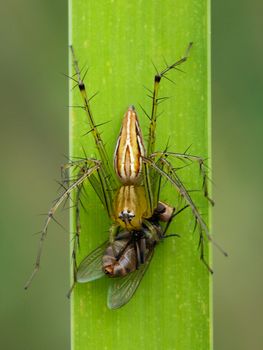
77, 241, 108, 283
107, 248, 154, 309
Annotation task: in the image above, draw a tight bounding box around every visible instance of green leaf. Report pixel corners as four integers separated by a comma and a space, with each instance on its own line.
69, 1, 211, 349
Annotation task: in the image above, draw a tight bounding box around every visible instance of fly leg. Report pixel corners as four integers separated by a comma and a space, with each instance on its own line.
138, 237, 147, 265
134, 237, 147, 269
142, 219, 161, 242
163, 204, 190, 236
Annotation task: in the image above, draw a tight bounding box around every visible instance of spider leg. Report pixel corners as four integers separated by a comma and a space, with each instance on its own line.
64, 160, 114, 296
24, 163, 101, 290
67, 181, 85, 297
142, 44, 193, 216
142, 161, 155, 216
109, 224, 120, 244
147, 43, 193, 156
61, 157, 98, 176
108, 224, 121, 258
198, 228, 213, 273
69, 46, 117, 193
62, 157, 114, 217
150, 151, 214, 205
143, 156, 227, 258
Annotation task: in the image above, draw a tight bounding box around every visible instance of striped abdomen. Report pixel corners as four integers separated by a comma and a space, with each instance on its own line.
114, 106, 145, 184
102, 239, 137, 277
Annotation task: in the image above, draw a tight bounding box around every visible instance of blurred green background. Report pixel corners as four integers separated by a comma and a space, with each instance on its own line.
0, 1, 262, 350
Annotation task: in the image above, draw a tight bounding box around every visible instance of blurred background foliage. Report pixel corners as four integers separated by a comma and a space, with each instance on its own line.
0, 1, 262, 349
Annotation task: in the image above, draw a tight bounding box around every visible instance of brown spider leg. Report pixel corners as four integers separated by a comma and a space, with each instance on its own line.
24, 163, 101, 290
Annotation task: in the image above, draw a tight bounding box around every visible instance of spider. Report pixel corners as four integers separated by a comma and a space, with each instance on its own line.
25, 42, 226, 294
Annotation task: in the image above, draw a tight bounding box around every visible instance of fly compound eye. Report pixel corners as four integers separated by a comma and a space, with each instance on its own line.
118, 209, 135, 223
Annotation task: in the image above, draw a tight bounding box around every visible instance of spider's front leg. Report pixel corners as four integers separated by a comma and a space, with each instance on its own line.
142, 43, 193, 212
147, 42, 193, 156
70, 46, 117, 195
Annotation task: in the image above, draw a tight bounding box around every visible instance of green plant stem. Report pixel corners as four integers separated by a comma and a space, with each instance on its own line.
69, 1, 211, 349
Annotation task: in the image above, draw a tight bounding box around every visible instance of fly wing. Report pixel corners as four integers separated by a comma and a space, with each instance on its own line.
107, 248, 154, 309
77, 241, 108, 283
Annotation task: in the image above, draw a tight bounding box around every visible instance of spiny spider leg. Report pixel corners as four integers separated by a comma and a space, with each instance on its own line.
142, 161, 155, 215
68, 181, 83, 297
61, 158, 99, 186
142, 43, 193, 216
62, 156, 114, 217
61, 157, 99, 173
70, 46, 116, 198
198, 229, 213, 274
24, 163, 101, 290
160, 157, 227, 256
143, 156, 227, 271
147, 42, 193, 156
150, 151, 214, 205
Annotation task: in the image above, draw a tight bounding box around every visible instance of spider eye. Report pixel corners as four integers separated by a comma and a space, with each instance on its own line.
118, 210, 135, 222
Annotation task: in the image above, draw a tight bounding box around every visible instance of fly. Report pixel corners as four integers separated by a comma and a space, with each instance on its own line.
77, 202, 180, 309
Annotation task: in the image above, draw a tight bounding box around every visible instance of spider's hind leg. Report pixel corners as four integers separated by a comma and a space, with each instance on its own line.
67, 181, 84, 297
24, 162, 101, 290
198, 228, 213, 274
150, 151, 214, 206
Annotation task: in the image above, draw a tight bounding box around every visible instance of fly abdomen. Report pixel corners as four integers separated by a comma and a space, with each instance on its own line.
102, 238, 129, 275
112, 245, 137, 276
103, 242, 137, 277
